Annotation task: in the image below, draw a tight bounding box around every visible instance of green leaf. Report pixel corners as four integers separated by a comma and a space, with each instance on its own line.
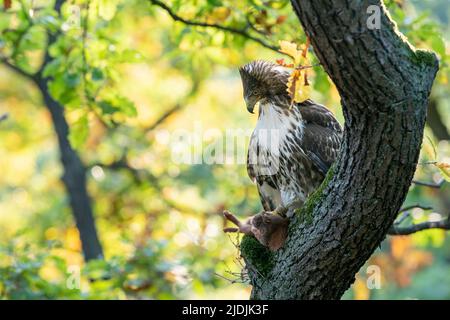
91, 68, 104, 81
0, 12, 11, 32
431, 35, 446, 57
42, 58, 62, 78
207, 0, 223, 6
48, 75, 80, 105
63, 73, 81, 88
313, 68, 331, 93
19, 26, 46, 51
69, 114, 89, 149
98, 100, 119, 115
114, 96, 137, 117
48, 78, 65, 99
98, 96, 137, 117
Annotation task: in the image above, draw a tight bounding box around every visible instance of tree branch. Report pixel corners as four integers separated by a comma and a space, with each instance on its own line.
31, 0, 104, 261
412, 179, 445, 188
0, 57, 35, 79
388, 218, 450, 235
399, 204, 433, 213
89, 156, 159, 186
90, 157, 201, 215
0, 113, 9, 122
144, 79, 201, 132
145, 103, 182, 133
389, 203, 450, 235
148, 0, 281, 54
2, 0, 104, 261
0, 1, 63, 79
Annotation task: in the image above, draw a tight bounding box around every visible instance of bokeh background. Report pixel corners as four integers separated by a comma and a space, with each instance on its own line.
0, 0, 449, 299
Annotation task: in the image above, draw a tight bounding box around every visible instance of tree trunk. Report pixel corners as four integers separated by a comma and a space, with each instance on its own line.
29, 0, 103, 262
36, 79, 104, 261
241, 0, 438, 299
0, 0, 103, 261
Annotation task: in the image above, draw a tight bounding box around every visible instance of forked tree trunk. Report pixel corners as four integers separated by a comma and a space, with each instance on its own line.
1, 0, 104, 262
33, 0, 103, 262
241, 0, 439, 299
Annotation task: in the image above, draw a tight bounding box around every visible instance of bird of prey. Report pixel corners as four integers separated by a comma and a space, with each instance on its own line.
224, 60, 342, 250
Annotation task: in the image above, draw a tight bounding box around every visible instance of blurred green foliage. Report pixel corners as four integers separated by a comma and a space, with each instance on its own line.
0, 0, 449, 299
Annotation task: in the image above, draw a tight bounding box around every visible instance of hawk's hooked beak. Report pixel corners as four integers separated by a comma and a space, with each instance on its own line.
245, 97, 256, 114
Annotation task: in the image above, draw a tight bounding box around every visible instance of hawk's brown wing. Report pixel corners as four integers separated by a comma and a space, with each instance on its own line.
298, 100, 343, 175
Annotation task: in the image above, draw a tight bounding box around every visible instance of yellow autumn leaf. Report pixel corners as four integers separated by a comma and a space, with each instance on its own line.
435, 162, 449, 169
287, 69, 300, 102
279, 40, 309, 65
287, 69, 311, 103
280, 40, 312, 103
65, 227, 82, 251
211, 7, 231, 22
353, 275, 370, 300
295, 80, 311, 103
435, 162, 450, 182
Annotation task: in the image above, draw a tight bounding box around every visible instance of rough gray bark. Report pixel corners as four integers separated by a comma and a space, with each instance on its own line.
242, 0, 439, 299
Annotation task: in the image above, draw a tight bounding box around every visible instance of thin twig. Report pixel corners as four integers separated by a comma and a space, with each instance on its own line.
89, 157, 158, 186
148, 0, 282, 54
418, 161, 438, 166
245, 13, 270, 36
0, 113, 9, 122
393, 210, 410, 225
144, 80, 201, 133
0, 57, 34, 79
399, 204, 433, 213
145, 103, 182, 132
412, 179, 445, 188
214, 272, 243, 284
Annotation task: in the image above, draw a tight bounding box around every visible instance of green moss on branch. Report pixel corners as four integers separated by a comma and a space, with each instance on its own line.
410, 49, 438, 68
240, 235, 274, 277
240, 166, 335, 276
295, 165, 335, 225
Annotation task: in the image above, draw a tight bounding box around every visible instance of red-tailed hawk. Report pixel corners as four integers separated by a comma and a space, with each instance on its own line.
224, 60, 342, 250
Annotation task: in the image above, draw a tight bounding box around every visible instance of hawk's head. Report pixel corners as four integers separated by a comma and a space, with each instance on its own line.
239, 60, 290, 113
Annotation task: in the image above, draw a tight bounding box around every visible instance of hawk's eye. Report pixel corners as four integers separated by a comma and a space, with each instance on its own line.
251, 91, 259, 97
